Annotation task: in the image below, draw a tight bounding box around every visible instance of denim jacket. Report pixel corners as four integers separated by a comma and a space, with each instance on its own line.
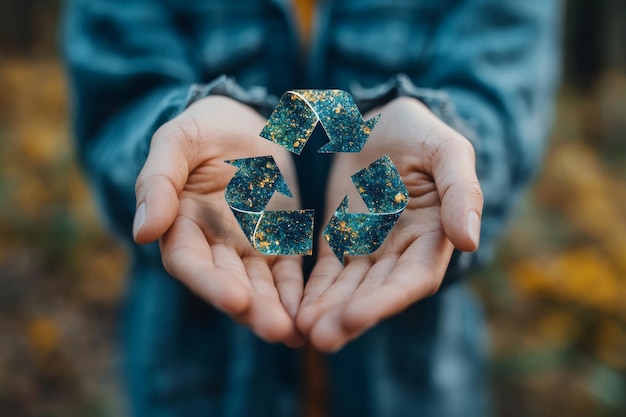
64, 0, 560, 267
63, 1, 560, 415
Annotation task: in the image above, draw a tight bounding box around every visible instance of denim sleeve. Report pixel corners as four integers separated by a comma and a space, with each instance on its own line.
62, 0, 277, 256
62, 0, 195, 250
426, 1, 562, 264
354, 1, 561, 270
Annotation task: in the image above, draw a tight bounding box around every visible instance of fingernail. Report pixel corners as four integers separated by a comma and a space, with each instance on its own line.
467, 211, 481, 247
133, 203, 146, 240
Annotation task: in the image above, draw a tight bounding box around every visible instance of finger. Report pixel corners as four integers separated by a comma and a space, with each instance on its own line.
430, 131, 484, 252
245, 297, 305, 347
272, 257, 305, 319
310, 232, 452, 351
239, 256, 304, 345
297, 257, 370, 335
299, 253, 344, 303
343, 232, 452, 333
306, 256, 397, 352
134, 117, 198, 244
307, 308, 345, 352
238, 295, 304, 346
160, 214, 251, 315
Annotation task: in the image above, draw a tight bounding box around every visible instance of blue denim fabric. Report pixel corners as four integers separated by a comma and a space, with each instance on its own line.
63, 0, 561, 415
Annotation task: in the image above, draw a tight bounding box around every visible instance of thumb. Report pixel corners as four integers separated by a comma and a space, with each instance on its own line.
133, 119, 196, 244
431, 134, 484, 252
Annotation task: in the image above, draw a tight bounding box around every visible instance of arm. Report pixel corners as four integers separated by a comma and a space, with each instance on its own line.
422, 0, 562, 262
298, 0, 562, 351
347, 0, 561, 266
63, 0, 198, 245
63, 0, 305, 346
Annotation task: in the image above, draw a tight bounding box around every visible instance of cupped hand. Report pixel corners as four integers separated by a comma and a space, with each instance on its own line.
297, 96, 484, 352
133, 96, 305, 347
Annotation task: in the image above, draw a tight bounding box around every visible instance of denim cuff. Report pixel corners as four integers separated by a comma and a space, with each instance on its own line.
351, 74, 479, 283
182, 75, 280, 118
350, 74, 477, 144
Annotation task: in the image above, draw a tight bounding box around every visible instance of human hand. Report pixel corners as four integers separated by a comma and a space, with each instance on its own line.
297, 96, 484, 351
133, 96, 305, 347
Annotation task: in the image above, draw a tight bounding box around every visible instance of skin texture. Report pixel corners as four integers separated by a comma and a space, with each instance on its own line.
133, 95, 483, 352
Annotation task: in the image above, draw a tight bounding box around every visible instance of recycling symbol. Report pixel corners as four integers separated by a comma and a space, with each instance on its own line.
225, 90, 409, 262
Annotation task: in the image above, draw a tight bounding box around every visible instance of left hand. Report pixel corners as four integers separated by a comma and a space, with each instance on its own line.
133, 96, 306, 347
296, 96, 484, 352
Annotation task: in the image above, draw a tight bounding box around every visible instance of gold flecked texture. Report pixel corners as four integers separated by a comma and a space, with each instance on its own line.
225, 156, 292, 211
260, 90, 380, 154
225, 90, 408, 259
225, 155, 314, 255
322, 154, 409, 262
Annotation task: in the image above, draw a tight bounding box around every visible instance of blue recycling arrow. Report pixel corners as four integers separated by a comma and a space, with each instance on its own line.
225, 156, 292, 211
225, 156, 314, 255
322, 155, 409, 262
226, 90, 408, 258
260, 90, 380, 155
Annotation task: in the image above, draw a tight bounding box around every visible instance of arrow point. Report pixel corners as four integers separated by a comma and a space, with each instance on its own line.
316, 114, 380, 154
323, 229, 346, 263
351, 154, 409, 214
273, 175, 293, 199
260, 92, 318, 155
322, 196, 351, 263
365, 114, 381, 131
224, 155, 293, 210
317, 137, 364, 153
338, 195, 349, 212
224, 158, 241, 167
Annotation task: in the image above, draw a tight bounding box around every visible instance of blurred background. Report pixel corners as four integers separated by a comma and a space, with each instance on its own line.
0, 1, 625, 416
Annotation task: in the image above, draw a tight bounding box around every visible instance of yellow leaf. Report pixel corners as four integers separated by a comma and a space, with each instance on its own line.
26, 317, 59, 355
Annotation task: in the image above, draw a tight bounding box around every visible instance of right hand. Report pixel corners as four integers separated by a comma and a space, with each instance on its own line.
133, 96, 305, 347
296, 97, 483, 351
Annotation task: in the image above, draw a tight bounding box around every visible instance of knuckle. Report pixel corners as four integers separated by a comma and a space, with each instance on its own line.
447, 135, 476, 163
456, 134, 475, 152
134, 172, 147, 195
393, 95, 420, 109
155, 113, 202, 152
160, 244, 183, 279
426, 278, 441, 297
468, 180, 484, 207
173, 114, 201, 149
135, 171, 181, 198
